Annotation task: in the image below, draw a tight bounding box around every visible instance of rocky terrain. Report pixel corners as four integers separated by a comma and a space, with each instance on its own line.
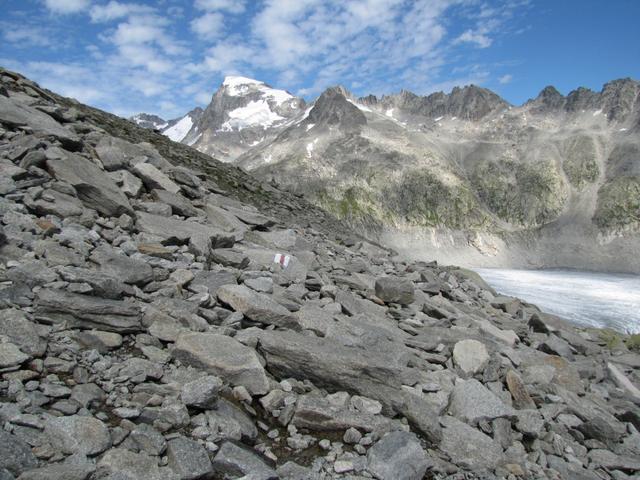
1, 66, 640, 480
139, 77, 640, 273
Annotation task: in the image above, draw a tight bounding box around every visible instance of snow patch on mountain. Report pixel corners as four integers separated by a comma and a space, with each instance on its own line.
223, 75, 294, 106
347, 99, 372, 112
163, 116, 193, 142
220, 100, 285, 131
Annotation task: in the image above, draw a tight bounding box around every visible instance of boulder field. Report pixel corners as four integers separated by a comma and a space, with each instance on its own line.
0, 68, 639, 479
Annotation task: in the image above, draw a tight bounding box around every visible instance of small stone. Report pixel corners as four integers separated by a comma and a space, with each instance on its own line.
452, 339, 489, 375
181, 375, 223, 409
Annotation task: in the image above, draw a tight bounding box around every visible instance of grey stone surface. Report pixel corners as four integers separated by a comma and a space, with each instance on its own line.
217, 284, 299, 330
44, 415, 111, 456
448, 378, 515, 424
166, 436, 213, 480
439, 416, 504, 470
0, 430, 37, 477
374, 276, 415, 305
452, 339, 490, 375
173, 332, 269, 395
367, 431, 431, 480
212, 442, 276, 480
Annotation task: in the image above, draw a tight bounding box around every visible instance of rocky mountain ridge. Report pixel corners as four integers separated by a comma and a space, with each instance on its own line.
1, 67, 640, 480
134, 76, 640, 272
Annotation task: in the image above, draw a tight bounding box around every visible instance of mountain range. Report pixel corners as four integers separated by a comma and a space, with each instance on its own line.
132, 76, 640, 273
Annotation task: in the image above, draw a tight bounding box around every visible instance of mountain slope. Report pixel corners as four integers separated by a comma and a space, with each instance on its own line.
2, 66, 640, 480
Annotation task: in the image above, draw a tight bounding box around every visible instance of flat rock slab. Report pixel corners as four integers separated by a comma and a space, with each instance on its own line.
35, 289, 143, 333
0, 429, 38, 477
166, 436, 213, 480
90, 245, 154, 286
0, 309, 46, 357
97, 448, 179, 480
46, 152, 132, 217
217, 284, 300, 330
133, 162, 181, 193
212, 442, 276, 480
440, 416, 504, 470
16, 464, 95, 480
448, 378, 515, 424
135, 211, 235, 249
44, 415, 111, 456
173, 332, 269, 395
367, 431, 431, 480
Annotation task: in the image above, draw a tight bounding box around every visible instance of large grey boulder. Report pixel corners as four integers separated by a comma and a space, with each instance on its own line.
135, 212, 235, 249
133, 162, 181, 193
212, 442, 276, 480
256, 329, 441, 442
448, 378, 515, 425
57, 266, 129, 300
374, 276, 415, 305
0, 342, 29, 370
291, 394, 392, 432
0, 309, 46, 357
180, 375, 223, 409
0, 429, 37, 477
44, 415, 111, 456
151, 190, 199, 217
16, 464, 95, 480
97, 448, 179, 480
452, 339, 489, 375
46, 152, 132, 216
173, 333, 269, 395
439, 416, 504, 470
35, 289, 143, 332
90, 246, 154, 286
366, 431, 431, 480
166, 436, 213, 480
217, 284, 300, 330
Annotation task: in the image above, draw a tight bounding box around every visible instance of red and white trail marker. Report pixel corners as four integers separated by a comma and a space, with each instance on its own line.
273, 253, 291, 268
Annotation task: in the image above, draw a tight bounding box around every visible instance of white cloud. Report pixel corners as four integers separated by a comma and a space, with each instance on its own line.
499, 74, 513, 84
191, 12, 225, 39
195, 0, 246, 13
2, 26, 52, 47
43, 0, 90, 14
455, 29, 493, 48
89, 1, 153, 23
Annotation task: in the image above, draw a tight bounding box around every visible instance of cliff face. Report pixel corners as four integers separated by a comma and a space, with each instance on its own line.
2, 67, 639, 480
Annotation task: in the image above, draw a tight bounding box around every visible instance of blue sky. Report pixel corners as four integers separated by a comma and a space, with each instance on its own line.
1, 0, 638, 119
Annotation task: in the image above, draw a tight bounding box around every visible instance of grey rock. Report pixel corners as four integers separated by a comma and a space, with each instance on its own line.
70, 383, 106, 408
374, 276, 415, 305
452, 339, 489, 375
35, 289, 143, 332
291, 394, 391, 432
90, 246, 154, 286
16, 464, 95, 480
206, 398, 258, 442
133, 162, 181, 193
130, 423, 166, 456
135, 212, 235, 249
0, 342, 29, 369
212, 442, 276, 480
448, 379, 515, 425
210, 249, 249, 269
97, 448, 179, 480
367, 431, 431, 480
151, 189, 199, 217
57, 266, 129, 299
46, 152, 132, 216
180, 375, 223, 409
439, 416, 504, 470
108, 169, 143, 197
217, 284, 299, 330
0, 430, 37, 477
0, 309, 46, 357
588, 449, 640, 471
44, 415, 111, 456
191, 270, 237, 296
173, 332, 269, 395
166, 436, 213, 480
76, 330, 123, 352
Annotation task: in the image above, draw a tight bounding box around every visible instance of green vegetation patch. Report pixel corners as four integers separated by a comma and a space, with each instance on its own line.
593, 176, 640, 230
562, 135, 600, 188
471, 159, 566, 227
